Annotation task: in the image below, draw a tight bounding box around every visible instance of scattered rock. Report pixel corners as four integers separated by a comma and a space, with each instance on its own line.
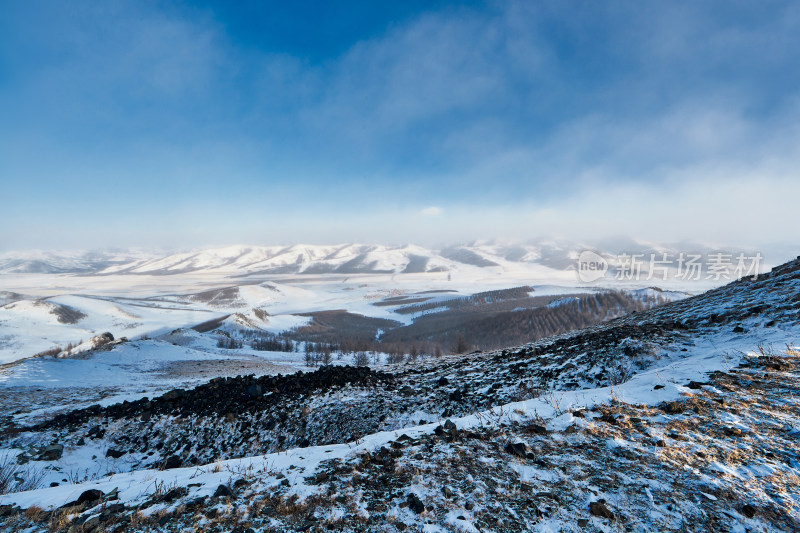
505, 441, 527, 459
82, 515, 101, 530
214, 484, 233, 498
407, 493, 425, 514
599, 413, 617, 424
615, 448, 637, 460
90, 332, 115, 349
159, 487, 188, 503
162, 388, 186, 401
162, 455, 182, 469
38, 444, 63, 461
441, 418, 459, 439
106, 448, 126, 459
99, 503, 125, 520
0, 505, 19, 518
529, 423, 548, 435
77, 489, 104, 505
448, 389, 464, 402
724, 427, 745, 437
589, 500, 614, 519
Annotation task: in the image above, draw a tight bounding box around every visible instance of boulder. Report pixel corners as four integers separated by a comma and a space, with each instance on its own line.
407, 493, 425, 514
76, 489, 103, 505
162, 455, 182, 469
529, 423, 548, 435
90, 332, 115, 348
213, 484, 233, 498
38, 444, 63, 461
0, 505, 19, 518
106, 448, 126, 459
443, 419, 458, 437
589, 500, 614, 519
505, 441, 527, 459
82, 515, 101, 530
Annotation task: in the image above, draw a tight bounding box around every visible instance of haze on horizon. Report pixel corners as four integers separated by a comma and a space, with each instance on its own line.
1, 1, 799, 253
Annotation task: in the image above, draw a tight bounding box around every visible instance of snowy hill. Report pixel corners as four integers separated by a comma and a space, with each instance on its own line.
0, 254, 798, 531
95, 243, 565, 276
0, 250, 151, 274
6, 240, 734, 365
0, 241, 754, 277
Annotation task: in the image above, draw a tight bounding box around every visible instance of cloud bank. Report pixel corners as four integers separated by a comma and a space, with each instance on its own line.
1, 1, 798, 251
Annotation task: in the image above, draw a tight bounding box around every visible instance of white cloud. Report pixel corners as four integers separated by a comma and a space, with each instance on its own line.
420, 206, 443, 216
3, 0, 800, 256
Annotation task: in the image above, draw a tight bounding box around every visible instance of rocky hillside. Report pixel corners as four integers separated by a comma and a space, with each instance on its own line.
0, 256, 799, 532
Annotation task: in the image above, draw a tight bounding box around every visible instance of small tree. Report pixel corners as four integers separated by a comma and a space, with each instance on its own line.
304, 343, 314, 367
321, 350, 332, 366
387, 351, 405, 365
409, 344, 419, 362
454, 335, 469, 354
354, 352, 369, 367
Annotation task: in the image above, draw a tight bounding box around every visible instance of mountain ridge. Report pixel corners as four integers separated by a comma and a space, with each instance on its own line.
0, 241, 764, 277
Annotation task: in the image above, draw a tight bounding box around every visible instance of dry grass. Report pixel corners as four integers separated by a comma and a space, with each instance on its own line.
0, 455, 44, 495
23, 505, 44, 521
46, 509, 72, 532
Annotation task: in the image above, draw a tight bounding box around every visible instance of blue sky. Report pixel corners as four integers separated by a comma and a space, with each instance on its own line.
1, 0, 799, 251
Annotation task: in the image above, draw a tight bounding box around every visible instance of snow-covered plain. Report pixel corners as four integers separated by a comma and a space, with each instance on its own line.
0, 242, 721, 365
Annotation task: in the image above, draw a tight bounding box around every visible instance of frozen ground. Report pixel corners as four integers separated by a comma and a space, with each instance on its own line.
1, 331, 797, 532
0, 255, 797, 531
2, 241, 746, 364
0, 266, 692, 365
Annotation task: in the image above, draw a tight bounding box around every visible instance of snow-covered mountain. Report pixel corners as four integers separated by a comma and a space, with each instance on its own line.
0, 241, 754, 277
92, 243, 580, 276
0, 249, 152, 274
